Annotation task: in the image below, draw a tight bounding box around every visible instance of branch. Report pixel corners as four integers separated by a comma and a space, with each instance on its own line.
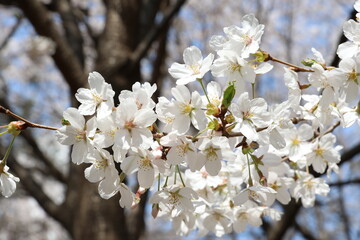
268, 140, 360, 239
16, 0, 86, 95
264, 52, 314, 72
329, 179, 360, 187
267, 200, 302, 240
6, 155, 68, 228
129, 0, 186, 67
21, 130, 67, 183
54, 0, 85, 66
330, 8, 357, 67
294, 220, 317, 240
0, 14, 23, 51
0, 105, 58, 131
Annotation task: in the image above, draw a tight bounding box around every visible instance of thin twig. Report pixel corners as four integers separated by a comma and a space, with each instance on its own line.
129, 0, 186, 67
266, 53, 314, 72
0, 105, 58, 131
0, 14, 23, 51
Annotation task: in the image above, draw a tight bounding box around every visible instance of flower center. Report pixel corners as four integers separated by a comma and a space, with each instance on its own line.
169, 192, 180, 205
205, 146, 218, 161
76, 130, 86, 141
139, 156, 153, 170
348, 71, 359, 84
315, 147, 325, 157
124, 120, 136, 130
94, 157, 108, 169
190, 64, 200, 75
292, 138, 300, 146
244, 35, 253, 46
91, 91, 103, 105
229, 63, 241, 72
182, 104, 193, 115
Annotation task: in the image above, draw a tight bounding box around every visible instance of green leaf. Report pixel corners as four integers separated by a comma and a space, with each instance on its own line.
222, 82, 236, 108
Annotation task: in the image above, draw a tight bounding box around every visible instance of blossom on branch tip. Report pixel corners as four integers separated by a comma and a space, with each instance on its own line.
169, 46, 214, 85
75, 72, 115, 118
0, 162, 19, 198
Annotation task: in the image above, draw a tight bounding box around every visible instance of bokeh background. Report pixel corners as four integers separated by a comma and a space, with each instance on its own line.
0, 0, 359, 239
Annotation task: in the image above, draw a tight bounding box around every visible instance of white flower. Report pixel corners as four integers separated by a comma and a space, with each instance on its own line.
160, 85, 206, 134
56, 107, 97, 164
121, 148, 156, 189
308, 63, 344, 107
169, 46, 214, 85
0, 162, 19, 198
292, 175, 330, 208
84, 148, 119, 199
160, 131, 198, 170
119, 183, 135, 208
210, 14, 264, 59
211, 50, 255, 93
149, 186, 198, 218
337, 19, 360, 59
206, 81, 223, 107
93, 112, 117, 148
155, 97, 176, 133
336, 55, 360, 102
203, 208, 233, 237
267, 101, 293, 149
306, 133, 341, 173
196, 136, 236, 176
283, 68, 301, 109
283, 124, 313, 163
267, 172, 292, 205
119, 82, 157, 109
75, 72, 115, 118
233, 202, 263, 233
230, 92, 271, 141
115, 98, 156, 149
234, 185, 277, 206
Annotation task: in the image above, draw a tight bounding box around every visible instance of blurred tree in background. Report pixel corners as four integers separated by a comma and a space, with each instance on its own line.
0, 0, 359, 239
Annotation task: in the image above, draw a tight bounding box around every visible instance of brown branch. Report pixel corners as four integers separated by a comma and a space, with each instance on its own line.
265, 52, 314, 72
21, 130, 67, 183
267, 199, 302, 240
0, 105, 58, 130
294, 220, 317, 240
268, 140, 360, 240
6, 155, 68, 229
129, 0, 186, 68
54, 0, 85, 66
329, 179, 360, 187
0, 14, 23, 51
330, 8, 357, 67
16, 0, 86, 95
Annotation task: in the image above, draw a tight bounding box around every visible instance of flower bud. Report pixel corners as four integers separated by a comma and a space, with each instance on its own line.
152, 204, 160, 218
254, 50, 270, 62
225, 114, 235, 124
7, 121, 25, 136
207, 119, 220, 130
61, 118, 70, 126
301, 58, 317, 67
206, 103, 220, 116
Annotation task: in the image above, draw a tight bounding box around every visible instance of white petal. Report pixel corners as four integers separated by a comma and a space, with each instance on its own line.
138, 166, 154, 188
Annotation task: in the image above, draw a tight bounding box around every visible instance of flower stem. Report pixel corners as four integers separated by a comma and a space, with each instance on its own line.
0, 130, 8, 136
157, 173, 161, 191
197, 78, 211, 103
2, 135, 16, 165
176, 165, 186, 187
192, 127, 209, 140
246, 154, 253, 186
251, 83, 255, 99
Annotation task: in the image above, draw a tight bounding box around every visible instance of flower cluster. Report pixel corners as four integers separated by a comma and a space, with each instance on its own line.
49, 2, 360, 237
